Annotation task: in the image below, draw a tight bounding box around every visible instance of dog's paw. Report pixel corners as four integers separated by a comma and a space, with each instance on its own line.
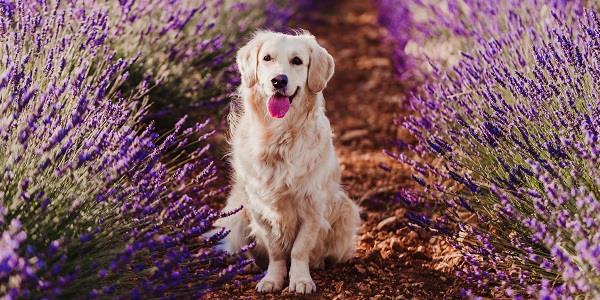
288, 278, 317, 294
256, 277, 283, 293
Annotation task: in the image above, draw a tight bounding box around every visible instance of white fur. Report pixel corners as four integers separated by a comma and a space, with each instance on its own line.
215, 30, 361, 295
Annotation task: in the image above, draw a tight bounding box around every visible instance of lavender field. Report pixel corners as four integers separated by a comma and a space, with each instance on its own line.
1, 0, 599, 299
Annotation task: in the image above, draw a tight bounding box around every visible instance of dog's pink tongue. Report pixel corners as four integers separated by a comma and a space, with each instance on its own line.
267, 95, 290, 118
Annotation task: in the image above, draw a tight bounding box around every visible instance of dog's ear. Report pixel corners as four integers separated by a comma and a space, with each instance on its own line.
307, 40, 335, 94
237, 32, 269, 88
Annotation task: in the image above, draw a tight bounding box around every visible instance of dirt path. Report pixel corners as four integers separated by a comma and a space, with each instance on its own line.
207, 1, 460, 298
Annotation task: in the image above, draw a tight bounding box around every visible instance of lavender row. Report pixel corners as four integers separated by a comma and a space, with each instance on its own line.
379, 0, 600, 298
0, 0, 304, 297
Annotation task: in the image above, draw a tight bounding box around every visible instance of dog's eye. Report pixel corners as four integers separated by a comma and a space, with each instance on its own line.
263, 54, 271, 62
291, 57, 303, 65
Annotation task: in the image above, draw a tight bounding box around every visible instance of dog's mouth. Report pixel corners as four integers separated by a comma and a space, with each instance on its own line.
267, 87, 299, 119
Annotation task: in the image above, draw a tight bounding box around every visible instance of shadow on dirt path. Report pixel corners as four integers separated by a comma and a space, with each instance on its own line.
206, 0, 461, 299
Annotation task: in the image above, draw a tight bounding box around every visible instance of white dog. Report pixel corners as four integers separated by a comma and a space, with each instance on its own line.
215, 30, 360, 295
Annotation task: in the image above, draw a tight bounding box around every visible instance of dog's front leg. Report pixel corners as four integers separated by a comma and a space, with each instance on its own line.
255, 233, 287, 293
288, 217, 319, 294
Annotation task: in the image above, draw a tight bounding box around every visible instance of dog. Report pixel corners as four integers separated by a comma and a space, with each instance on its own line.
215, 30, 360, 295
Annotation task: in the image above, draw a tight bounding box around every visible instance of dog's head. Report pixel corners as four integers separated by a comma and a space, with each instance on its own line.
236, 30, 334, 119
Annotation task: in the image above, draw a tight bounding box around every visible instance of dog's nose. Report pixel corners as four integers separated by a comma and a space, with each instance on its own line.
271, 74, 288, 89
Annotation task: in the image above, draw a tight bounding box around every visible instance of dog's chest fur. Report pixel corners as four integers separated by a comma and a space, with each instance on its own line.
231, 107, 333, 246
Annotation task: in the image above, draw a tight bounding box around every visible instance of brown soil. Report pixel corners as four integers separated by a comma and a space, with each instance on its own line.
206, 0, 461, 299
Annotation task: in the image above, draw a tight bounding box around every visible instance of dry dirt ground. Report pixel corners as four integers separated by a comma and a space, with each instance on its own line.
206, 0, 461, 299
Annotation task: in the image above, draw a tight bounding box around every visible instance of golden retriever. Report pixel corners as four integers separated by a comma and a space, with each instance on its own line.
215, 30, 360, 295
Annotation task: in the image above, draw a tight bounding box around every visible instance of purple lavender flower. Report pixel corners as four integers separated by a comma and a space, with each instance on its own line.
0, 0, 274, 297
382, 0, 600, 298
